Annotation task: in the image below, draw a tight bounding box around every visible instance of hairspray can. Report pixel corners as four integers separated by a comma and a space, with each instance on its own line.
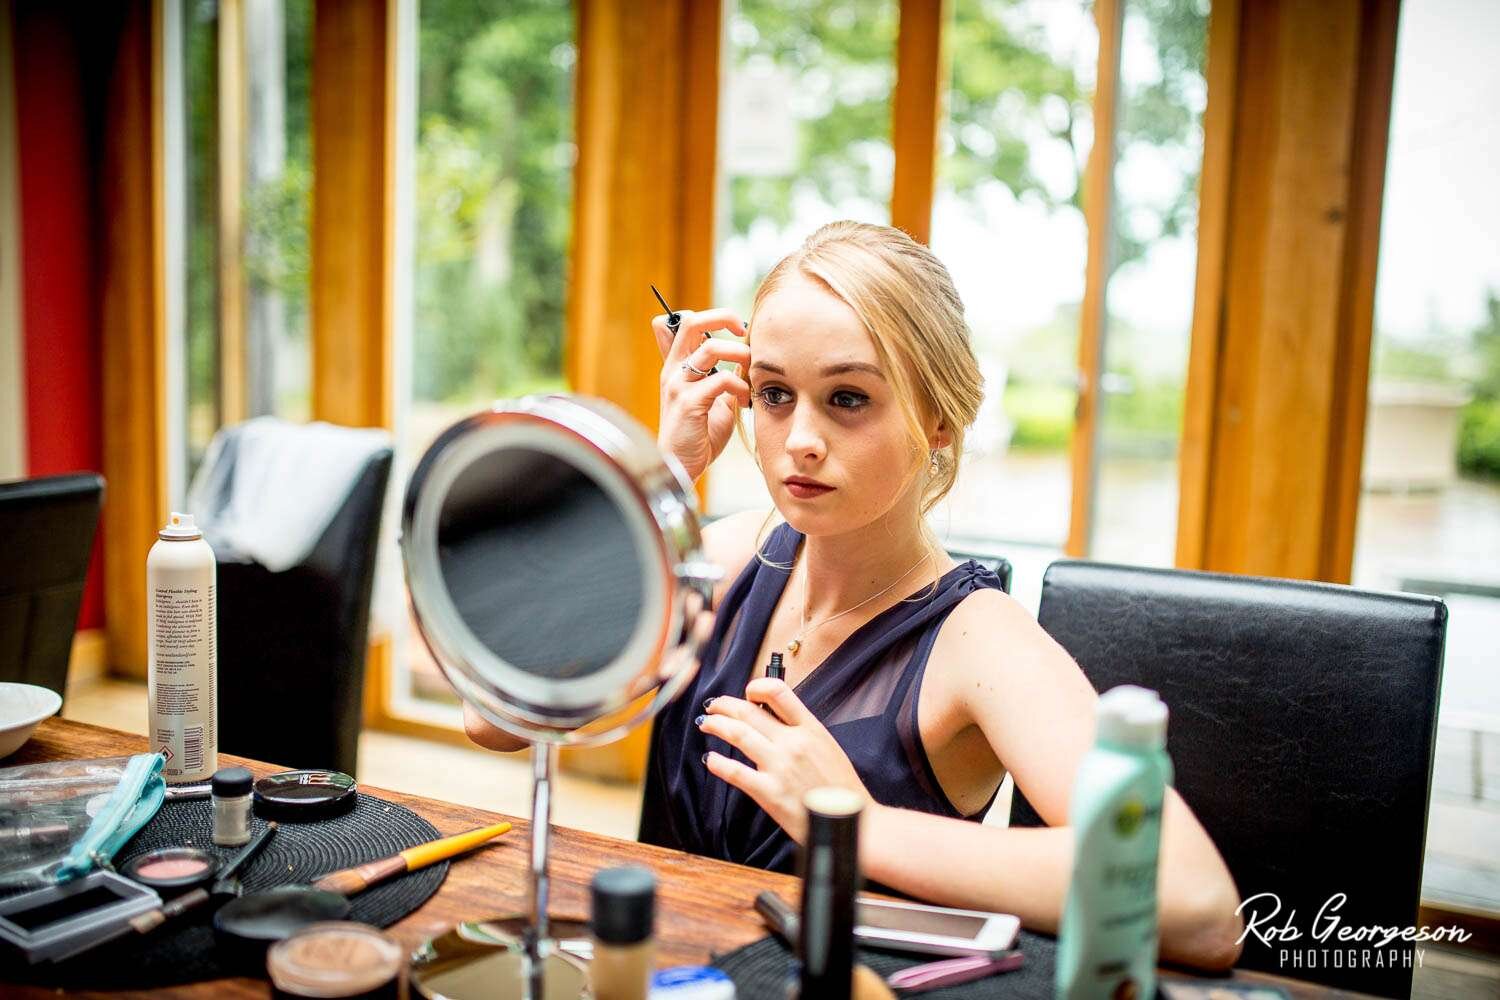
795, 786, 863, 1000
147, 512, 218, 782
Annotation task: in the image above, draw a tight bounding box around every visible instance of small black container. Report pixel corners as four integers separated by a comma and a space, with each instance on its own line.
591, 865, 655, 946
253, 770, 359, 821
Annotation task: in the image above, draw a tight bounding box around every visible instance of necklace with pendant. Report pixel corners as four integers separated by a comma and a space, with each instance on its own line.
786, 548, 932, 656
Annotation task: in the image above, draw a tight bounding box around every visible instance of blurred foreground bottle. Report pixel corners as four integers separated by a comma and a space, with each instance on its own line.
1056, 686, 1172, 1000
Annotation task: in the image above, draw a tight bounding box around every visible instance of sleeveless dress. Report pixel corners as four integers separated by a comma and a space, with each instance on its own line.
640, 521, 1007, 873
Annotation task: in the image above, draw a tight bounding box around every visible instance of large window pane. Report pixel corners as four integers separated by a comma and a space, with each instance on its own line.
179, 0, 312, 486
183, 0, 219, 482
243, 0, 312, 423
1353, 0, 1500, 915
394, 0, 576, 713
707, 0, 899, 517
1091, 0, 1208, 565
928, 0, 1097, 553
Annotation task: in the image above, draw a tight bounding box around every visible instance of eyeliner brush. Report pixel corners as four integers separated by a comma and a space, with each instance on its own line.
213, 821, 279, 895
651, 284, 682, 337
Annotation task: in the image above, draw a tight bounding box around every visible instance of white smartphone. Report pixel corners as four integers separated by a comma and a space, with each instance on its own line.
854, 898, 1020, 958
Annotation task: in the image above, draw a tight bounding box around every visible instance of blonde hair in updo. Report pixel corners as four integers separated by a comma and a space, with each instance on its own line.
741, 220, 985, 570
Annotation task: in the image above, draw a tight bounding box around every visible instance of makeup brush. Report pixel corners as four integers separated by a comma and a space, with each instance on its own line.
311, 821, 512, 896
651, 284, 682, 336
884, 952, 1025, 992
124, 887, 212, 937
165, 782, 212, 801
754, 889, 798, 945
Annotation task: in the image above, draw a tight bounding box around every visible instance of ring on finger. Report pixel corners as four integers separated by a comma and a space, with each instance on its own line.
681, 361, 713, 379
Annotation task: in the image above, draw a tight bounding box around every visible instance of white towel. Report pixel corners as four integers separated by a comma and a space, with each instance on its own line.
187, 416, 391, 572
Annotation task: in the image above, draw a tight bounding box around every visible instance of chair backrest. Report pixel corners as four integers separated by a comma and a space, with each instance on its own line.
215, 447, 392, 775
0, 473, 105, 696
1010, 559, 1446, 997
944, 546, 1013, 594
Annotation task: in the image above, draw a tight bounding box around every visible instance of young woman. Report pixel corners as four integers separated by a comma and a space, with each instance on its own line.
465, 221, 1244, 970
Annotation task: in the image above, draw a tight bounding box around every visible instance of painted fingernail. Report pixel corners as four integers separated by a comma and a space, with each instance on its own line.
701, 751, 710, 764
703, 697, 716, 710
694, 714, 706, 727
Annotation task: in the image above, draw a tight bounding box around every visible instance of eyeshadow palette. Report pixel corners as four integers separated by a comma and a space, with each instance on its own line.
0, 870, 161, 964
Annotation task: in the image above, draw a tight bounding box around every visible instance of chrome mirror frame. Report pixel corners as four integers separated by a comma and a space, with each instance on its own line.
401, 393, 718, 746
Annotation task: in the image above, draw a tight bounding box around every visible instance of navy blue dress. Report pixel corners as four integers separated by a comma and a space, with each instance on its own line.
640, 521, 1007, 873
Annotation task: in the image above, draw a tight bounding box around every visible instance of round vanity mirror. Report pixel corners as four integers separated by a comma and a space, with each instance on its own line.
401, 394, 719, 999
401, 394, 717, 746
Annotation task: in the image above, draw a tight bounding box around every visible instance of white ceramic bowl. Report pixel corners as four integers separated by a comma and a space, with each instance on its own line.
0, 683, 64, 759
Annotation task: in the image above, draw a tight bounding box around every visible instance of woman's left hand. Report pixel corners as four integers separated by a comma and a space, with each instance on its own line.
698, 677, 871, 844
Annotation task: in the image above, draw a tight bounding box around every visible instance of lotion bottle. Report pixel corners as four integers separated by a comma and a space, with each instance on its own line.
1055, 685, 1173, 1000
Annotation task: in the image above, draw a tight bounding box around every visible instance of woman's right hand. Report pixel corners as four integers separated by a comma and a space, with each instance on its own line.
653, 308, 751, 482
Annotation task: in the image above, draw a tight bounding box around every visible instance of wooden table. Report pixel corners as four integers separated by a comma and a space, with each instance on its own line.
5, 719, 1364, 998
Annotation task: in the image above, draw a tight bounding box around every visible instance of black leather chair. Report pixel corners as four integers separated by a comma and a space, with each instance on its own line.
0, 473, 105, 697
212, 449, 392, 776
1010, 560, 1446, 997
945, 546, 1013, 594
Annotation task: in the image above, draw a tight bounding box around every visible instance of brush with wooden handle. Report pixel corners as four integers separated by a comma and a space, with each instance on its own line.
312, 821, 512, 896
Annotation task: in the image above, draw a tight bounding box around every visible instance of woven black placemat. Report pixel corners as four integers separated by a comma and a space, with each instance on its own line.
0, 791, 448, 991
712, 931, 1059, 999
711, 933, 1265, 999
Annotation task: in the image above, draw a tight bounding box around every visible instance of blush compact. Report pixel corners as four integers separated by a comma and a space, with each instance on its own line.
122, 846, 220, 896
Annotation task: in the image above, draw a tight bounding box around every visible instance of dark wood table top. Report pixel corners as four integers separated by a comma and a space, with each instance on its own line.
4, 718, 1367, 998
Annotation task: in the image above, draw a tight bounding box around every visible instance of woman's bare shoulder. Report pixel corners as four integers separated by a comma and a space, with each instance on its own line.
927, 585, 1075, 693
936, 585, 1038, 650
928, 583, 1095, 727
701, 509, 778, 607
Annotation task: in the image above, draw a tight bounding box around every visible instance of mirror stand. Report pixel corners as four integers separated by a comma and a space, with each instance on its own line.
523, 741, 558, 1000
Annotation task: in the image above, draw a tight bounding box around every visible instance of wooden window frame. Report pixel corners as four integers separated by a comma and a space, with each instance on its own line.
101, 0, 1400, 769
217, 0, 247, 427
890, 0, 1123, 559
362, 1, 728, 777
368, 0, 1137, 747
1174, 0, 1398, 583
1068, 0, 1124, 558
100, 0, 170, 678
